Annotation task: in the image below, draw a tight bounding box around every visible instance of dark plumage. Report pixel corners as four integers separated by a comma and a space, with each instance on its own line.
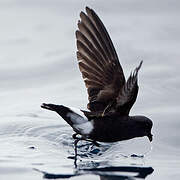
41, 7, 153, 146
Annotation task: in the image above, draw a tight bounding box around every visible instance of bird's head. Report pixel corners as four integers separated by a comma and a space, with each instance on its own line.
130, 116, 153, 142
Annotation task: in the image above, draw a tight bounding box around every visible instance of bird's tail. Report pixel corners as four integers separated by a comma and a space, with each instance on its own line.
41, 103, 93, 135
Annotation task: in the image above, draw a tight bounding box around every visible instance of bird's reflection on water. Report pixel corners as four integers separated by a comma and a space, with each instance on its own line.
35, 140, 154, 179
70, 139, 152, 169
37, 166, 154, 180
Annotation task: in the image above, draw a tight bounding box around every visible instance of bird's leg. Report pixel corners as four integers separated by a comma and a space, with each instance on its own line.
72, 133, 80, 168
74, 139, 79, 168
72, 134, 101, 168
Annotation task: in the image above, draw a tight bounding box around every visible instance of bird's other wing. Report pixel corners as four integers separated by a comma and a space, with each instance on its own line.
76, 7, 125, 112
116, 61, 143, 115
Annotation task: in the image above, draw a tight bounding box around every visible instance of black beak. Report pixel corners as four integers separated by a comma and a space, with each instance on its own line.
41, 103, 56, 111
147, 133, 153, 142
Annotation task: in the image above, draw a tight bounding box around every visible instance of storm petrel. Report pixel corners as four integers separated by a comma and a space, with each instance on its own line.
41, 7, 153, 148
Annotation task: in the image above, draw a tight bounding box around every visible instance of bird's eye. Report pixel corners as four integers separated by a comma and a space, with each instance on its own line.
144, 123, 149, 129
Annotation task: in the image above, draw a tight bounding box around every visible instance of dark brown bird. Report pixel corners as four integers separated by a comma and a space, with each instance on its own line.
41, 7, 153, 147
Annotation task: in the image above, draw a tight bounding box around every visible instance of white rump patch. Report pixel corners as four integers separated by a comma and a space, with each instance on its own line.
66, 112, 86, 124
68, 107, 88, 120
66, 107, 93, 135
74, 120, 94, 135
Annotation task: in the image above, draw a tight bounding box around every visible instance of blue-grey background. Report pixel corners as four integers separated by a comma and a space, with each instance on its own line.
0, 0, 180, 179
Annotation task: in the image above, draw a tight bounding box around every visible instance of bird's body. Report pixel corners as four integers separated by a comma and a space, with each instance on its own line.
41, 6, 153, 147
41, 104, 153, 143
89, 115, 152, 142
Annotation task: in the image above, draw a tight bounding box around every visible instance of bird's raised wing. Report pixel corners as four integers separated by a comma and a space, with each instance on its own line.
116, 61, 143, 115
76, 7, 125, 112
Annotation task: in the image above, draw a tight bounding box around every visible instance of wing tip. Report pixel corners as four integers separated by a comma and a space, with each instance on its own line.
85, 6, 91, 12
80, 7, 93, 20
80, 11, 86, 18
138, 60, 143, 70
